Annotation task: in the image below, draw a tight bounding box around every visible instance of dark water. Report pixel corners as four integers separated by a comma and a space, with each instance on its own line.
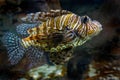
0, 0, 120, 80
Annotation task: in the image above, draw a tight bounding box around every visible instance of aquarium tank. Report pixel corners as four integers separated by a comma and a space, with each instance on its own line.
0, 0, 120, 80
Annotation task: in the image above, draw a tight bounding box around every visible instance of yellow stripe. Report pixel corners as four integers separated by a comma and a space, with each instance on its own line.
21, 39, 30, 48
81, 24, 86, 36
21, 39, 26, 47
49, 18, 54, 31
56, 16, 61, 30
64, 14, 74, 27
75, 17, 81, 30
72, 16, 80, 30
48, 18, 52, 28
77, 22, 83, 33
59, 15, 64, 30
87, 23, 96, 35
39, 23, 44, 33
61, 15, 68, 29
27, 40, 31, 45
43, 21, 47, 34
30, 40, 34, 45
70, 15, 77, 29
54, 17, 58, 29
79, 24, 84, 36
28, 27, 38, 35
35, 27, 39, 35
46, 19, 49, 34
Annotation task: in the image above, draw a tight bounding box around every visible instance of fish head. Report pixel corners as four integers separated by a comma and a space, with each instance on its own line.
77, 15, 102, 38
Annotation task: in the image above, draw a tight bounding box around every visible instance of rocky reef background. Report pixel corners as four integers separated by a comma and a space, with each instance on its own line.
0, 0, 120, 80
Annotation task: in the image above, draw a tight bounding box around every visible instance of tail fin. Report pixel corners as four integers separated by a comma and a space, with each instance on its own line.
2, 32, 25, 65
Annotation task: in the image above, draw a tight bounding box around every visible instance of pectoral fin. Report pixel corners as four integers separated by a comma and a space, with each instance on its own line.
48, 32, 64, 45
49, 47, 73, 65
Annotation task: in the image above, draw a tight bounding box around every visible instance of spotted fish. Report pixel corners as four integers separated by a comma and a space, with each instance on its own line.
2, 10, 102, 65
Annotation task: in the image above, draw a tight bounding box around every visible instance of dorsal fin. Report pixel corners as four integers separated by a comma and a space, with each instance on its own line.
21, 10, 72, 23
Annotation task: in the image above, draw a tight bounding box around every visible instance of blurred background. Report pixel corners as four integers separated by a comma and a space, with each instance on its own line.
0, 0, 120, 80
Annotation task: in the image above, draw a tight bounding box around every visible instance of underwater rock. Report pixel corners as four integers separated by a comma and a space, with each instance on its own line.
26, 64, 67, 80
86, 60, 120, 80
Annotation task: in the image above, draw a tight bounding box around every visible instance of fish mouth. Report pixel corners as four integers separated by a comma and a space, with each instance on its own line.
93, 20, 103, 32
90, 20, 103, 37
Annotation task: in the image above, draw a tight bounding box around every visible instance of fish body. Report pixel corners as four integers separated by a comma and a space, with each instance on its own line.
2, 10, 102, 65
22, 13, 80, 51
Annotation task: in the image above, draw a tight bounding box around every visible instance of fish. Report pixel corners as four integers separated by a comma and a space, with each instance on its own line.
2, 10, 102, 65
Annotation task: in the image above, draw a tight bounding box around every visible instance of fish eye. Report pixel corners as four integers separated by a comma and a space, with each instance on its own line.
81, 16, 90, 24
83, 16, 88, 23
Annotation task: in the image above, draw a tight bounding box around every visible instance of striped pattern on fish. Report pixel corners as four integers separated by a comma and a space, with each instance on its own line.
21, 10, 71, 23
22, 13, 102, 51
2, 10, 102, 65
